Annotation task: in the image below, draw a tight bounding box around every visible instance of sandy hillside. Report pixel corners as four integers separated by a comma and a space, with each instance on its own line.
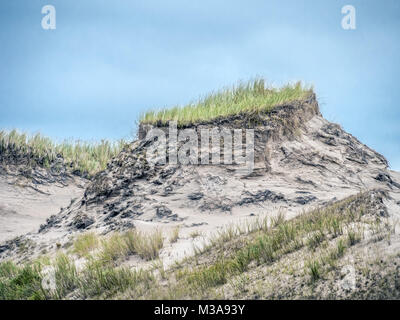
1, 93, 400, 300
1, 94, 399, 264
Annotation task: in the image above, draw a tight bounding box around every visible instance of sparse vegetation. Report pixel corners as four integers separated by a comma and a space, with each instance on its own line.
53, 253, 78, 298
306, 259, 321, 282
0, 129, 126, 177
123, 229, 164, 261
80, 259, 154, 298
347, 228, 362, 246
99, 233, 131, 265
73, 232, 99, 257
307, 231, 325, 250
0, 261, 46, 300
169, 226, 180, 243
189, 230, 202, 239
140, 79, 313, 126
94, 229, 164, 265
0, 191, 397, 300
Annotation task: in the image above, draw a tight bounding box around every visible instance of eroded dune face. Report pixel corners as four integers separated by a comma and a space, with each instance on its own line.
1, 95, 399, 264
36, 95, 395, 232
0, 144, 87, 243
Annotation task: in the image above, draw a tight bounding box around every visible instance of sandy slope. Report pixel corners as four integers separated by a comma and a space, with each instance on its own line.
0, 176, 86, 242
1, 95, 399, 271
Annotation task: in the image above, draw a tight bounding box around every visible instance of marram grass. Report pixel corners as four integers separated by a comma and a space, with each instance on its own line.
0, 192, 383, 300
0, 129, 126, 177
0, 80, 311, 175
140, 79, 313, 126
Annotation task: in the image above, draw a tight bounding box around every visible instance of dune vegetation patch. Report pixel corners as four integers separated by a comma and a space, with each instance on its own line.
1, 191, 397, 300
73, 232, 100, 257
140, 79, 313, 126
0, 130, 126, 177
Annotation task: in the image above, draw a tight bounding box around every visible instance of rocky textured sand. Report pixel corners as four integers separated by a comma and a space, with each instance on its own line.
1, 95, 399, 271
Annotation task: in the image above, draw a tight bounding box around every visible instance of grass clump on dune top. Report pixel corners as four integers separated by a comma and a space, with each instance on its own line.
0, 130, 126, 177
140, 79, 313, 126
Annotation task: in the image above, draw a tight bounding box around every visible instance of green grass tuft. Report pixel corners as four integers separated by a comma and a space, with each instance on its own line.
140, 79, 313, 126
73, 232, 99, 257
306, 259, 322, 282
0, 261, 46, 300
0, 129, 126, 177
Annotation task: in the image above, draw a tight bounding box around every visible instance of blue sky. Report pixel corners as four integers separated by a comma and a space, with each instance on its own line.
0, 0, 399, 169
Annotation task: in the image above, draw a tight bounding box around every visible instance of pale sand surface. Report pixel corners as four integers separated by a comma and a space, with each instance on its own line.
0, 176, 85, 242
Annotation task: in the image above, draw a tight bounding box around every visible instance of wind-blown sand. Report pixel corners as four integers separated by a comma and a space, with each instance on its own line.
0, 176, 85, 242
